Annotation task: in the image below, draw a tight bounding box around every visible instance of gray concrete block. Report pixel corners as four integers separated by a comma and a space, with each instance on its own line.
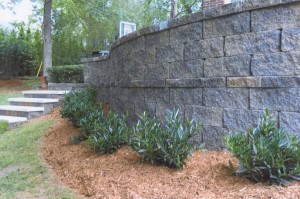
128, 88, 145, 103
128, 36, 145, 52
280, 111, 300, 136
225, 30, 280, 56
224, 108, 263, 132
204, 55, 251, 77
185, 37, 224, 60
261, 76, 300, 87
202, 126, 228, 150
204, 12, 250, 38
251, 4, 300, 32
169, 59, 204, 79
145, 88, 170, 104
128, 64, 144, 80
170, 22, 203, 44
156, 44, 184, 63
252, 51, 300, 76
185, 105, 223, 127
170, 88, 202, 105
282, 28, 300, 52
203, 88, 249, 109
146, 30, 170, 50
145, 63, 169, 80
250, 88, 300, 111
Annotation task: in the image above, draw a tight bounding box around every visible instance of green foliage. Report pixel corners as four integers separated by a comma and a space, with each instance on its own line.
47, 64, 84, 83
87, 110, 129, 154
225, 109, 300, 185
60, 85, 97, 127
60, 86, 130, 154
0, 121, 9, 134
130, 110, 201, 168
0, 24, 42, 78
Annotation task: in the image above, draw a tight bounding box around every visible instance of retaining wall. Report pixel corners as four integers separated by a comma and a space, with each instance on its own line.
82, 0, 300, 149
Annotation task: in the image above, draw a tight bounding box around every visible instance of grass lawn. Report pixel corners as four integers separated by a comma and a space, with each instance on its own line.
0, 120, 78, 199
0, 93, 22, 105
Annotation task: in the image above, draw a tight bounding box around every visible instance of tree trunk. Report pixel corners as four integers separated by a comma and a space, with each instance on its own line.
43, 0, 52, 77
170, 0, 178, 18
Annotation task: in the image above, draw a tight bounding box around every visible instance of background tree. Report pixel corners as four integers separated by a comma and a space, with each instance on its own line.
43, 0, 52, 77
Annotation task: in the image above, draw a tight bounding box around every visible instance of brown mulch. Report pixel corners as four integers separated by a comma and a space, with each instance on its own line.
0, 79, 31, 93
42, 108, 300, 199
0, 79, 24, 88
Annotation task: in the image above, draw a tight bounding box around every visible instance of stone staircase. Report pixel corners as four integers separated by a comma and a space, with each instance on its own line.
0, 90, 69, 126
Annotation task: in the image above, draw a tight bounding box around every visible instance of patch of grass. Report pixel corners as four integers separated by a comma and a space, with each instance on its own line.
0, 121, 9, 134
0, 93, 23, 105
0, 120, 78, 199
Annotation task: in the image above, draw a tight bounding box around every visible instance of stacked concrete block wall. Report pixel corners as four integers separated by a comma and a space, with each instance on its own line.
82, 0, 300, 149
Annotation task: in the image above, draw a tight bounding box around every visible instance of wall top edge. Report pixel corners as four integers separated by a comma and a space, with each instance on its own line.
81, 55, 109, 63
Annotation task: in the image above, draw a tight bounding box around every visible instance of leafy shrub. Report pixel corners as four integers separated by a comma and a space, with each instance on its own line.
130, 110, 201, 168
48, 64, 84, 83
60, 85, 97, 127
0, 121, 9, 134
225, 109, 300, 185
87, 110, 129, 154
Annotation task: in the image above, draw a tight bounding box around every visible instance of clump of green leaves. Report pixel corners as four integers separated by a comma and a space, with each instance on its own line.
130, 109, 201, 168
60, 85, 130, 153
0, 121, 9, 134
87, 110, 129, 154
60, 85, 97, 127
225, 109, 300, 185
48, 64, 84, 83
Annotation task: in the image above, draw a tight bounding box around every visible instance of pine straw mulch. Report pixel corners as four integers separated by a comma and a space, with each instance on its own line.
41, 108, 300, 199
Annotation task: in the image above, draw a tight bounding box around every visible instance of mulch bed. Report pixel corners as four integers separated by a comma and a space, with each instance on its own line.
42, 108, 300, 199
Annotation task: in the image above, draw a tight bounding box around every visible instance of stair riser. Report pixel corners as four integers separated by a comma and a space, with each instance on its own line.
9, 102, 59, 114
24, 94, 65, 101
0, 110, 43, 119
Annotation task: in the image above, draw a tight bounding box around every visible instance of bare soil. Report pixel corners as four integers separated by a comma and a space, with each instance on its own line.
42, 108, 300, 199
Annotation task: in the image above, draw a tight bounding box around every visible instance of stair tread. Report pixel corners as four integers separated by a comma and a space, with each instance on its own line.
22, 90, 69, 95
0, 105, 44, 112
0, 115, 28, 123
8, 98, 59, 103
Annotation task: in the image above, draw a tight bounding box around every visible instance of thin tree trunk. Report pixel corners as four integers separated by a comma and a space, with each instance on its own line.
43, 0, 52, 77
170, 0, 178, 18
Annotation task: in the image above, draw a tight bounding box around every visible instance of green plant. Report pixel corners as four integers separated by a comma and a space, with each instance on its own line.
60, 85, 97, 127
87, 110, 129, 154
130, 109, 201, 168
0, 121, 9, 134
225, 109, 300, 185
48, 64, 84, 83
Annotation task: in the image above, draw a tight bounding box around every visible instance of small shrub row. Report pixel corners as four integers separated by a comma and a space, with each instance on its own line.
48, 64, 84, 83
62, 87, 300, 182
225, 109, 300, 185
61, 87, 201, 168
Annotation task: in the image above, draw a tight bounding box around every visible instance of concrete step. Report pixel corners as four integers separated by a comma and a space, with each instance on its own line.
8, 98, 59, 114
0, 105, 44, 119
22, 90, 69, 101
0, 115, 28, 124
